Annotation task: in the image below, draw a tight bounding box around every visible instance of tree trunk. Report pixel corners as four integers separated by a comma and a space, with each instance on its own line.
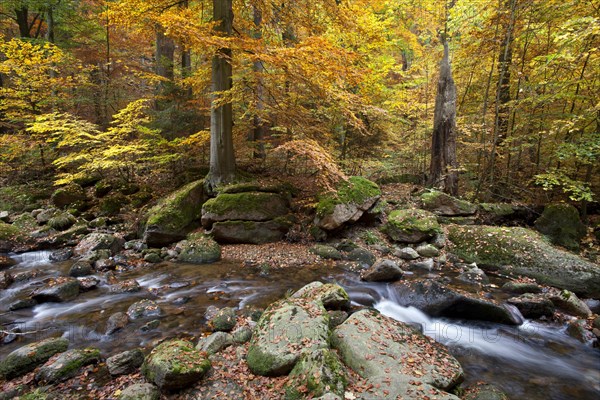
180, 0, 193, 98
15, 7, 31, 38
45, 6, 55, 43
250, 6, 265, 160
206, 0, 236, 190
427, 40, 458, 196
155, 25, 175, 109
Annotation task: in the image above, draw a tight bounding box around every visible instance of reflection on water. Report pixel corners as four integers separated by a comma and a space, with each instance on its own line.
1, 251, 599, 399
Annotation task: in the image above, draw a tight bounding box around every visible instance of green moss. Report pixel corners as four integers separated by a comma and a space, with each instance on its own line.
387, 209, 441, 234
245, 345, 282, 377
20, 389, 48, 400
203, 192, 283, 216
285, 349, 347, 399
146, 180, 206, 232
479, 203, 515, 216
47, 212, 76, 230
0, 221, 21, 241
420, 190, 476, 215
178, 235, 221, 264
534, 203, 586, 251
0, 184, 51, 212
316, 176, 381, 217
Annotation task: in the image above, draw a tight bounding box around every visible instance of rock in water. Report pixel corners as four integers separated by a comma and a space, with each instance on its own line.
142, 340, 211, 391
32, 277, 80, 303
0, 337, 69, 379
246, 298, 330, 376
331, 309, 463, 399
362, 259, 404, 282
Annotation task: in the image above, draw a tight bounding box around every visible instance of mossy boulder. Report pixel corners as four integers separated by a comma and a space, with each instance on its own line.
202, 192, 289, 227
383, 209, 441, 243
477, 203, 518, 225
141, 339, 211, 391
534, 203, 586, 251
0, 337, 69, 379
207, 307, 237, 332
420, 190, 477, 216
331, 309, 462, 398
119, 383, 160, 400
74, 232, 123, 257
144, 180, 207, 247
0, 221, 27, 251
177, 234, 221, 264
211, 218, 292, 244
285, 349, 347, 400
309, 244, 342, 260
35, 348, 100, 383
247, 298, 330, 376
107, 348, 145, 376
290, 282, 351, 310
196, 332, 234, 355
315, 177, 381, 231
446, 225, 600, 298
32, 277, 80, 303
47, 212, 77, 231
51, 184, 86, 208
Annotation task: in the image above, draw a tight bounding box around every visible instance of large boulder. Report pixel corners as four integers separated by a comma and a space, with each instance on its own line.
211, 219, 292, 244
331, 309, 462, 399
447, 225, 600, 298
534, 203, 586, 251
141, 339, 211, 391
285, 349, 347, 400
315, 177, 381, 231
107, 348, 145, 376
51, 183, 86, 208
73, 232, 123, 257
361, 259, 404, 282
177, 234, 221, 264
290, 282, 351, 310
144, 180, 207, 247
383, 209, 441, 243
32, 277, 80, 303
420, 190, 477, 216
393, 280, 522, 325
202, 192, 289, 227
35, 348, 100, 383
0, 337, 69, 379
246, 298, 330, 376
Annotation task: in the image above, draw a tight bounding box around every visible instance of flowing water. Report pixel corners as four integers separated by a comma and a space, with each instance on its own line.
1, 251, 599, 399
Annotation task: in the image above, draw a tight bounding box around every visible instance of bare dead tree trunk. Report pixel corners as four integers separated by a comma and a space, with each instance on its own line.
428, 40, 458, 196
206, 0, 236, 191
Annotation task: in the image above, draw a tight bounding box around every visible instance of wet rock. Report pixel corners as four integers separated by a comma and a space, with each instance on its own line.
394, 247, 420, 260
567, 319, 595, 343
420, 190, 477, 217
208, 307, 237, 332
51, 183, 86, 208
144, 252, 162, 263
285, 349, 347, 400
49, 248, 73, 262
69, 260, 94, 277
314, 177, 381, 231
0, 270, 14, 289
106, 312, 129, 335
0, 337, 69, 379
107, 348, 145, 375
247, 298, 329, 376
74, 232, 123, 257
80, 249, 111, 262
110, 279, 141, 294
32, 277, 80, 303
328, 310, 349, 329
310, 244, 342, 260
142, 339, 211, 391
232, 326, 253, 344
35, 348, 100, 384
345, 247, 376, 267
331, 309, 462, 399
547, 289, 592, 318
144, 180, 207, 247
78, 276, 100, 291
393, 280, 523, 325
383, 209, 441, 243
127, 299, 164, 320
362, 259, 404, 282
119, 383, 160, 400
457, 264, 489, 285
291, 282, 351, 310
172, 296, 191, 305
507, 294, 555, 319
409, 258, 435, 271
447, 225, 600, 298
416, 243, 440, 257
0, 254, 16, 269
534, 203, 586, 251
501, 281, 542, 294
94, 257, 116, 271
463, 383, 509, 400
124, 239, 147, 251
140, 320, 160, 332
9, 298, 37, 311
196, 332, 233, 355
177, 234, 221, 264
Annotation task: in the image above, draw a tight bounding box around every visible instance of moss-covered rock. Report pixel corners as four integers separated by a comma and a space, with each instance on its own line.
141, 339, 211, 391
144, 180, 207, 247
247, 298, 330, 376
119, 383, 160, 400
291, 282, 351, 310
196, 332, 234, 355
547, 289, 591, 317
446, 225, 600, 298
211, 218, 292, 244
309, 245, 342, 260
51, 184, 86, 208
477, 203, 517, 225
285, 349, 347, 400
462, 383, 509, 400
420, 190, 477, 216
383, 209, 441, 243
47, 212, 77, 231
107, 348, 145, 376
35, 348, 100, 383
0, 221, 27, 251
207, 307, 237, 332
315, 176, 381, 231
534, 203, 586, 251
201, 192, 289, 227
331, 309, 462, 398
177, 234, 221, 264
0, 337, 69, 379
32, 277, 80, 303
73, 232, 123, 257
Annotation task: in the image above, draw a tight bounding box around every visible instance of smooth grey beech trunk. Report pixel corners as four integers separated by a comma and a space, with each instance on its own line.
428, 40, 458, 196
206, 0, 236, 190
